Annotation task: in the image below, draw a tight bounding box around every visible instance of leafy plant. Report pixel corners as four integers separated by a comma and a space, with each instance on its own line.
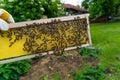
0, 0, 64, 22
78, 47, 100, 58
41, 0, 65, 18
105, 63, 120, 80
52, 74, 60, 80
43, 75, 49, 80
0, 60, 31, 80
0, 0, 44, 22
59, 53, 67, 60
43, 74, 60, 80
82, 0, 119, 19
74, 66, 105, 80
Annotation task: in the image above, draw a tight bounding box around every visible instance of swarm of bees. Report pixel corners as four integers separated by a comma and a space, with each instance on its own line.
0, 18, 88, 55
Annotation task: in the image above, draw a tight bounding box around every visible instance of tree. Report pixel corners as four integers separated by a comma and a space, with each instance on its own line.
81, 0, 90, 10
41, 0, 64, 18
0, 0, 64, 22
82, 0, 119, 19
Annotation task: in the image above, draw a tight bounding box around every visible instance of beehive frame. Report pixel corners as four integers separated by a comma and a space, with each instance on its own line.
0, 14, 91, 64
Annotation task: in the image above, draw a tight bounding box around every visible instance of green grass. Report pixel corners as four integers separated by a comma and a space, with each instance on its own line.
90, 21, 120, 79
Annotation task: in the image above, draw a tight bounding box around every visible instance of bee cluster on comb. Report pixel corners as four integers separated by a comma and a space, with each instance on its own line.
0, 17, 88, 55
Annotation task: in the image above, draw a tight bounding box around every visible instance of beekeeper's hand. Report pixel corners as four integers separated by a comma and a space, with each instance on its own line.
0, 9, 15, 31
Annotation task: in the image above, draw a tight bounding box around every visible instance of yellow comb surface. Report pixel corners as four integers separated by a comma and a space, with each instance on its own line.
0, 18, 88, 60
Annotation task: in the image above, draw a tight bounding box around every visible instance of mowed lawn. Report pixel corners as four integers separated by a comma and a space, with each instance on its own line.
90, 21, 120, 79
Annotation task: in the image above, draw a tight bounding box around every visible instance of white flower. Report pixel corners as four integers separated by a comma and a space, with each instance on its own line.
9, 5, 13, 8
51, 0, 55, 2
1, 4, 5, 7
19, 2, 23, 5
58, 7, 61, 10
21, 15, 24, 18
57, 4, 61, 7
40, 7, 45, 11
8, 0, 14, 2
38, 1, 41, 4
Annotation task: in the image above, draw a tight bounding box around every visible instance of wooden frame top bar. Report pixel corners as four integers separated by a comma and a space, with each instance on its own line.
9, 14, 89, 28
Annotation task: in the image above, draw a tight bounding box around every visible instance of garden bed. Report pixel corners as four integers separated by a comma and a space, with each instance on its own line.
20, 50, 99, 80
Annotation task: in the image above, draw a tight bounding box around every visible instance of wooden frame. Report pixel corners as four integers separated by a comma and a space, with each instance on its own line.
0, 14, 92, 64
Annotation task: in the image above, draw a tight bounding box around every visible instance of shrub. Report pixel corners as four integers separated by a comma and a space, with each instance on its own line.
0, 60, 31, 80
74, 66, 105, 80
0, 0, 64, 22
0, 0, 44, 22
78, 47, 100, 58
41, 0, 65, 18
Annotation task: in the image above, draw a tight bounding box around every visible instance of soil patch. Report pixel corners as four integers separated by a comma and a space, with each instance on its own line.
20, 50, 99, 80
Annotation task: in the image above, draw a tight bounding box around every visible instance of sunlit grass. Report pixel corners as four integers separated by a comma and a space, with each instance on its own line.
90, 21, 120, 79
